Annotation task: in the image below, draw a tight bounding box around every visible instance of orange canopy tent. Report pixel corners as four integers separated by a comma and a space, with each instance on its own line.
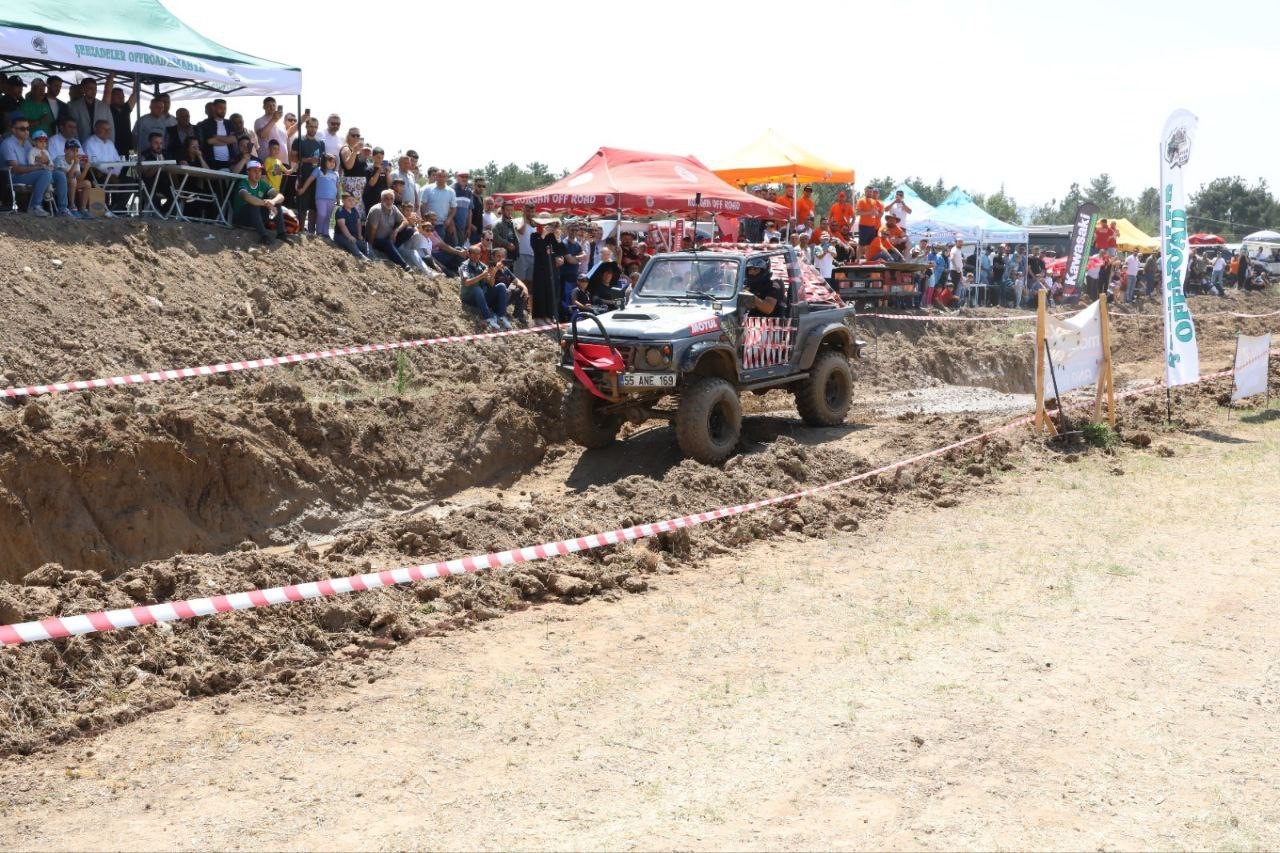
712, 129, 855, 186
712, 129, 854, 228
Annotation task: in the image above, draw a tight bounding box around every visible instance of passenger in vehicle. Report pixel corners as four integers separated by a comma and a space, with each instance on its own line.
743, 257, 784, 317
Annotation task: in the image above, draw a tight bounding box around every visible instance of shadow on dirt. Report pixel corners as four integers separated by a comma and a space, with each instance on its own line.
566, 415, 874, 491
1188, 429, 1256, 444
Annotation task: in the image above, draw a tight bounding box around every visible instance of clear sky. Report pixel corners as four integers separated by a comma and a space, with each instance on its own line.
162, 0, 1278, 210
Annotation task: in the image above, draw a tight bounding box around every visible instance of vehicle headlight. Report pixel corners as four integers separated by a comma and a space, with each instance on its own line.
644, 347, 665, 368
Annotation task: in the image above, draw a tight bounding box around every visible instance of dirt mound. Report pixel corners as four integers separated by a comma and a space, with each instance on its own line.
0, 218, 568, 582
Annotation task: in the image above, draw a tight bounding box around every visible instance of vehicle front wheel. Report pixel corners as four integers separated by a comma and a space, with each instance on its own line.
563, 383, 623, 449
795, 349, 853, 426
675, 377, 742, 465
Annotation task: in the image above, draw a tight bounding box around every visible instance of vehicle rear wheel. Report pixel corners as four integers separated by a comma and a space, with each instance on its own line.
795, 349, 853, 426
563, 383, 623, 449
675, 377, 742, 465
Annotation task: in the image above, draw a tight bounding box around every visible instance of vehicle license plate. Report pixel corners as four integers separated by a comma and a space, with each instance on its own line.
621, 373, 677, 388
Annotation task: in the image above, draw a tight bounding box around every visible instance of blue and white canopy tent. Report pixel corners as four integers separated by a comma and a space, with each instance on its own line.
905, 188, 1027, 246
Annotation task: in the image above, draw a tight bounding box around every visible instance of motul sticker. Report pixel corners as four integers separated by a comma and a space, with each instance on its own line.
689, 317, 721, 335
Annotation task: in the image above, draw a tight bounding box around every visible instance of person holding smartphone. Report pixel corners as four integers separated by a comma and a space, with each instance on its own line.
254, 97, 292, 168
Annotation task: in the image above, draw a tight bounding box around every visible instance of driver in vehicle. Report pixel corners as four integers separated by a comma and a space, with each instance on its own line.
743, 257, 784, 317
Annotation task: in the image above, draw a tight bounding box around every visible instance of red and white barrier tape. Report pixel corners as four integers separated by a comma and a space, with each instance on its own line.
0, 417, 1031, 647
0, 324, 558, 400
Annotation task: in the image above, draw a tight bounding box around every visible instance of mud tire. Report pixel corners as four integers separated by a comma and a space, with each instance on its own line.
675, 377, 742, 465
795, 350, 853, 427
563, 384, 623, 449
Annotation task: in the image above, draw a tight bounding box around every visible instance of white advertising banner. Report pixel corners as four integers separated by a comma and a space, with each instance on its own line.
0, 25, 300, 96
1158, 109, 1200, 387
1040, 300, 1104, 398
1231, 333, 1271, 403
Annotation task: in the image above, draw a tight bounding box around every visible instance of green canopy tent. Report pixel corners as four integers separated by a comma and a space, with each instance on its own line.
0, 3, 300, 98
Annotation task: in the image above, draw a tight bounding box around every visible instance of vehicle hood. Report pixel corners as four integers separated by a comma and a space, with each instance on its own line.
588, 303, 733, 340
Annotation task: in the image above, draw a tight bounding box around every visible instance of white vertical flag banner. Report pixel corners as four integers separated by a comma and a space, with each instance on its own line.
1159, 109, 1200, 386
1231, 333, 1271, 402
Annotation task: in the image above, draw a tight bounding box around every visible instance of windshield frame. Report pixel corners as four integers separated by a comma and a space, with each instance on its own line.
632, 255, 743, 301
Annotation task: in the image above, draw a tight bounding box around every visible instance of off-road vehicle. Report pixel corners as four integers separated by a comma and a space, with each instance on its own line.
557, 246, 860, 464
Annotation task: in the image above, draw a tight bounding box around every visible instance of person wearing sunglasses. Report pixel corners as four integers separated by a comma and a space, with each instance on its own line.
2, 120, 70, 216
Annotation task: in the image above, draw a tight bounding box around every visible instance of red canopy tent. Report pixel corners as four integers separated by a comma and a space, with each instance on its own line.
1188, 233, 1224, 245
493, 147, 787, 219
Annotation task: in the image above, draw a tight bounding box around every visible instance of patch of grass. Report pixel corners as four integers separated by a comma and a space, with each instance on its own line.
393, 350, 413, 396
1082, 421, 1120, 449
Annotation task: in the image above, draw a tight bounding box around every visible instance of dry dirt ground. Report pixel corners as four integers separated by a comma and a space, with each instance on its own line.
2, 410, 1278, 851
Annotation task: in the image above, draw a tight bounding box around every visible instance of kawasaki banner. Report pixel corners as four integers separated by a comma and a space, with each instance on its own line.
1159, 110, 1200, 387
0, 25, 300, 97
1064, 202, 1099, 293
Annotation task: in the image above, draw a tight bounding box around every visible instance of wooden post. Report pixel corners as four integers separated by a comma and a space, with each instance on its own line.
1033, 290, 1057, 435
1099, 293, 1116, 426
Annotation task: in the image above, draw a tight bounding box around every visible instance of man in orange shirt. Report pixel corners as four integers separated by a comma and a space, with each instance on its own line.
795, 184, 815, 226
855, 184, 884, 260
882, 213, 908, 256
863, 230, 904, 263
828, 190, 854, 232
777, 184, 795, 215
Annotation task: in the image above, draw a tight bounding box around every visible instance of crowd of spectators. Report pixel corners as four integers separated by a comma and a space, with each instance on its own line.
4, 77, 1274, 327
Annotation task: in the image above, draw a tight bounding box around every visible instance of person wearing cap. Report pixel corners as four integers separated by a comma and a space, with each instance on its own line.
452, 171, 475, 245
459, 244, 512, 331
20, 78, 56, 137
27, 129, 53, 170
828, 191, 854, 233
233, 161, 289, 244
855, 184, 884, 261
796, 185, 815, 226
52, 135, 90, 218
565, 271, 594, 320
2, 118, 70, 217
0, 75, 25, 135
882, 213, 908, 256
